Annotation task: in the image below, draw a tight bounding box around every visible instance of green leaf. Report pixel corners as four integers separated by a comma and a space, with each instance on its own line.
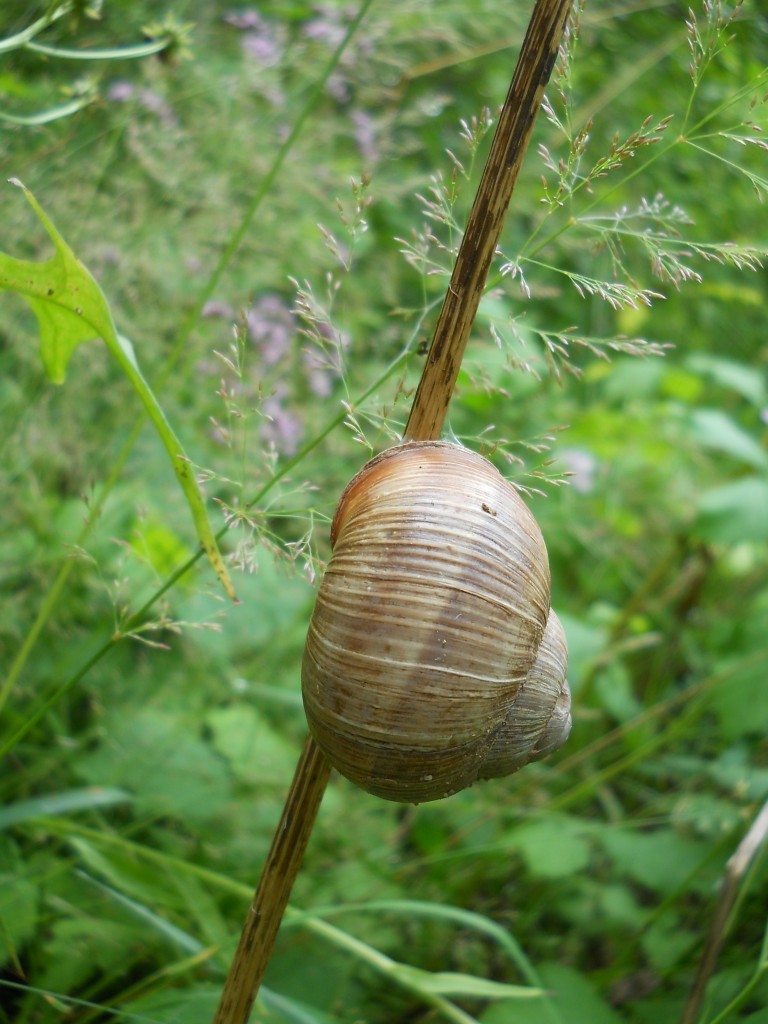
0, 787, 131, 831
0, 181, 235, 600
598, 828, 709, 895
641, 917, 698, 971
69, 839, 189, 912
288, 899, 537, 983
0, 180, 115, 384
481, 963, 623, 1024
706, 656, 768, 740
695, 476, 768, 544
74, 709, 232, 826
206, 705, 298, 786
0, 839, 39, 969
123, 985, 335, 1024
506, 816, 591, 880
688, 409, 768, 470
687, 354, 768, 407
37, 916, 149, 995
393, 965, 543, 1000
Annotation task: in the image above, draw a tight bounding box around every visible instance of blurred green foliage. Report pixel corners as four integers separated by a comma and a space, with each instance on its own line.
0, 1, 767, 1022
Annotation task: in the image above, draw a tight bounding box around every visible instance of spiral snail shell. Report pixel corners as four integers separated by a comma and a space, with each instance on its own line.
301, 441, 571, 803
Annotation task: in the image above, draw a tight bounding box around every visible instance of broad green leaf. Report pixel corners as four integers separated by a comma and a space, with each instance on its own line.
688, 408, 768, 470
706, 656, 768, 740
480, 964, 623, 1024
206, 705, 298, 785
506, 816, 591, 880
0, 875, 38, 969
559, 880, 648, 933
641, 916, 698, 971
594, 661, 644, 724
0, 181, 114, 383
74, 708, 232, 826
598, 828, 709, 895
0, 181, 235, 600
38, 916, 149, 995
695, 476, 768, 544
556, 612, 607, 692
687, 353, 768, 407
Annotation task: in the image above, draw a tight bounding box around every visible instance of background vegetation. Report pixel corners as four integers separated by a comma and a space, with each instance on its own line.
1, 1, 767, 1022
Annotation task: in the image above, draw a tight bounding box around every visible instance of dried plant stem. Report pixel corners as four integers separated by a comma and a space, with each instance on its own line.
681, 797, 768, 1024
213, 2, 572, 1020
404, 0, 572, 441
212, 736, 331, 1024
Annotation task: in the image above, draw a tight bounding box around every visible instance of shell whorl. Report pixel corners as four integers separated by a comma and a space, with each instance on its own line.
301, 441, 570, 802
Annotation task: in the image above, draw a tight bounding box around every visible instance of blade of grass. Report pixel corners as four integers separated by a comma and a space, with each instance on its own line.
0, 788, 131, 831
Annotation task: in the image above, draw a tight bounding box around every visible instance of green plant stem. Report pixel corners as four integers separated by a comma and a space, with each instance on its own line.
1, 0, 374, 723
23, 39, 171, 60
0, 3, 69, 54
0, 96, 96, 126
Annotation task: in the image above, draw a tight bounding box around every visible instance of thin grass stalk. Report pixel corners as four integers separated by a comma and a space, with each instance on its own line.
213, 1, 573, 1021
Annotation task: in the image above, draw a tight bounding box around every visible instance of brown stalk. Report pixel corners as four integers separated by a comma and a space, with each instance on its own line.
681, 797, 768, 1024
213, 2, 572, 1021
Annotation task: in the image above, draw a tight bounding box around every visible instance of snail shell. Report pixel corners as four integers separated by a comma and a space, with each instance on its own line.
301, 441, 570, 803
